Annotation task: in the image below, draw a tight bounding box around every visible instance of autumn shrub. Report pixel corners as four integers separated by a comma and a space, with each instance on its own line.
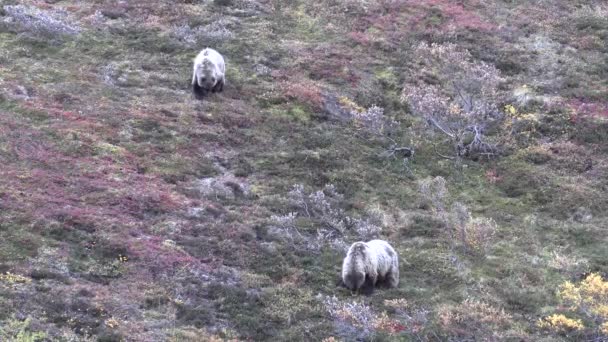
501, 103, 541, 148
537, 314, 584, 334
0, 272, 31, 285
460, 216, 497, 255
539, 273, 608, 338
402, 42, 505, 161
436, 299, 513, 339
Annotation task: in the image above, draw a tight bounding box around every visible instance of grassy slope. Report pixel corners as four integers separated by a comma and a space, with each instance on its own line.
0, 0, 607, 340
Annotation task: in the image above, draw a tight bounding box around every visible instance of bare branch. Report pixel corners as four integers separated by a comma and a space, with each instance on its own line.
433, 142, 456, 160
427, 117, 455, 138
402, 42, 503, 161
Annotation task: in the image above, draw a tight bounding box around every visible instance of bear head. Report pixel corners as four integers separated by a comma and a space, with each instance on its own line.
344, 271, 365, 291
195, 60, 219, 90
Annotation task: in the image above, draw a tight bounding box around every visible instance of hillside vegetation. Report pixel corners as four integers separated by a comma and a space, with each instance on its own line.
0, 0, 607, 340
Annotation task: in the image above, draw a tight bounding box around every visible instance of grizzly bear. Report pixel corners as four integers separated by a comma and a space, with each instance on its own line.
192, 47, 225, 99
341, 240, 399, 295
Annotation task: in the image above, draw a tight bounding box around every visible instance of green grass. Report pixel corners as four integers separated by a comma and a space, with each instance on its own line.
0, 0, 607, 340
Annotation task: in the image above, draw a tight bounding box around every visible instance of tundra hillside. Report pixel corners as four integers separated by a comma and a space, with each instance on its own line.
0, 0, 607, 341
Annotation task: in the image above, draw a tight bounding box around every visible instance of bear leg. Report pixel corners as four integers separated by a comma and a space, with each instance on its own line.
386, 266, 399, 288
192, 80, 207, 99
360, 275, 375, 296
336, 274, 346, 288
213, 78, 224, 93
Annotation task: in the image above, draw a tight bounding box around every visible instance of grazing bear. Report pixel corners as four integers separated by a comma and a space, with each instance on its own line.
341, 240, 399, 295
192, 47, 226, 99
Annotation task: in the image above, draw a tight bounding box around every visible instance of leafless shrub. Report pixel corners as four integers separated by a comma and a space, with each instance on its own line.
327, 97, 399, 136
446, 202, 496, 256
348, 206, 383, 239
29, 246, 70, 278
171, 25, 198, 45
288, 184, 345, 231
100, 62, 122, 86
281, 184, 348, 251
419, 177, 496, 256
288, 184, 383, 239
267, 212, 306, 246
351, 105, 399, 136
351, 217, 382, 240
200, 19, 235, 41
84, 10, 108, 29
315, 228, 348, 251
378, 137, 415, 174
224, 0, 272, 16
331, 97, 412, 172
518, 35, 572, 91
272, 184, 383, 251
253, 63, 272, 76
321, 295, 376, 337
321, 295, 411, 338
418, 176, 448, 211
384, 299, 430, 335
171, 19, 235, 45
3, 5, 80, 37
402, 43, 504, 161
545, 248, 589, 274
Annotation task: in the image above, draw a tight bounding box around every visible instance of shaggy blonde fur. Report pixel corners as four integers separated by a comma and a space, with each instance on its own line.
341, 240, 399, 294
192, 48, 225, 98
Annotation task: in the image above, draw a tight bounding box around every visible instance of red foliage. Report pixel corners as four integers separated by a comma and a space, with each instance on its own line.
344, 0, 494, 50
485, 169, 502, 184
0, 105, 189, 237
568, 99, 608, 119
572, 35, 602, 50
394, 323, 407, 333
128, 236, 200, 275
306, 50, 360, 86
347, 31, 371, 46
282, 80, 324, 109
408, 0, 495, 32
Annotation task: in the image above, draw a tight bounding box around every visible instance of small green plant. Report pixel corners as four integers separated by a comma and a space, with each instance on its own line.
0, 317, 48, 342
213, 0, 234, 6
